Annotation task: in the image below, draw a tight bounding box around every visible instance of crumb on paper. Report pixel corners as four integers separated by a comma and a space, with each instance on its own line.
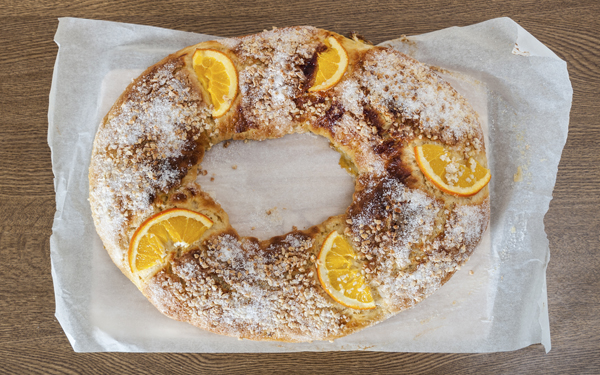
510, 226, 516, 233
413, 325, 442, 340
201, 169, 208, 176
512, 43, 530, 56
261, 207, 282, 225
210, 177, 214, 181
400, 34, 416, 46
525, 144, 530, 150
251, 227, 255, 230
469, 270, 474, 275
223, 140, 231, 148
514, 166, 523, 182
292, 226, 298, 231
358, 345, 376, 351
232, 165, 237, 170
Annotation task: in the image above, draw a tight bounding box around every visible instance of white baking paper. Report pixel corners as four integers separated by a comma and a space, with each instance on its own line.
48, 17, 571, 352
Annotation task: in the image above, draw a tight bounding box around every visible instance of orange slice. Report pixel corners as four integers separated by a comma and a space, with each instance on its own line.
415, 144, 491, 197
192, 49, 238, 118
308, 36, 349, 92
128, 208, 213, 276
317, 231, 375, 310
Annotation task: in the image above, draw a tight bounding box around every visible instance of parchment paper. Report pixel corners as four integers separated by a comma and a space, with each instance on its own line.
48, 17, 571, 352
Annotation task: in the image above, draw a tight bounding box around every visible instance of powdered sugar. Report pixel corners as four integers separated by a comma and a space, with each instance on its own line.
359, 49, 482, 145
385, 179, 440, 245
147, 231, 356, 341
89, 61, 210, 256
441, 200, 490, 249
349, 177, 441, 240
347, 175, 487, 311
331, 112, 385, 173
235, 27, 323, 136
336, 79, 365, 117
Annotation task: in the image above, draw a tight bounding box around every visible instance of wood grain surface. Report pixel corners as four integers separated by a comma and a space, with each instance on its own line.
1, 0, 599, 373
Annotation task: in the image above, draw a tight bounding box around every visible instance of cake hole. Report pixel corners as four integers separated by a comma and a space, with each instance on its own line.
196, 133, 355, 239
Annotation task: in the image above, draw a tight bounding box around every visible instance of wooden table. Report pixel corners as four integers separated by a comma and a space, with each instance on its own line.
2, 0, 598, 373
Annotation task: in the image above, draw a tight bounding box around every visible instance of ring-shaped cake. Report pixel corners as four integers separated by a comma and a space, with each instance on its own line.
89, 27, 490, 342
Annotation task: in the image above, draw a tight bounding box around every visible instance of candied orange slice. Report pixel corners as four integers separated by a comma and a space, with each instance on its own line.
192, 49, 238, 118
309, 36, 349, 92
415, 144, 491, 197
129, 208, 213, 275
317, 231, 375, 310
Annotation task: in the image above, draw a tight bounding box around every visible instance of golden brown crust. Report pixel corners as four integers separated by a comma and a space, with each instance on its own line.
89, 26, 490, 342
